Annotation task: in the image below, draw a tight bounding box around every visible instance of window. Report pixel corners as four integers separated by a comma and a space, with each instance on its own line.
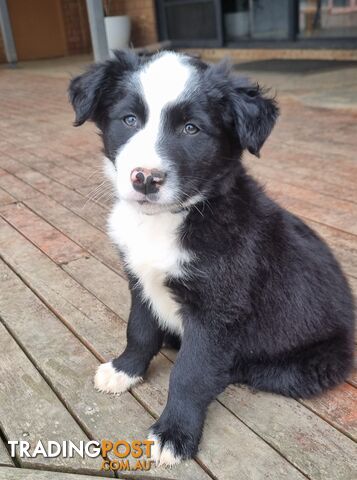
328, 0, 357, 14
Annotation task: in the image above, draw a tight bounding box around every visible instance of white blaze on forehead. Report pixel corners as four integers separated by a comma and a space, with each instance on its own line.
114, 52, 193, 203
138, 52, 192, 121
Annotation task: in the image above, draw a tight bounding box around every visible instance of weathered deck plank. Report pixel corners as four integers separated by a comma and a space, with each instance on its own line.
250, 149, 357, 205
0, 259, 206, 480
3, 201, 356, 449
63, 247, 357, 479
0, 322, 102, 474
23, 194, 123, 275
0, 61, 356, 480
24, 160, 96, 191
4, 158, 357, 295
302, 383, 357, 440
23, 143, 101, 172
219, 385, 357, 480
0, 218, 132, 359
278, 139, 357, 170
0, 440, 13, 467
3, 148, 97, 191
2, 149, 113, 209
303, 222, 357, 281
0, 173, 38, 201
44, 154, 102, 182
0, 221, 305, 479
0, 467, 119, 480
18, 169, 109, 232
0, 187, 16, 207
42, 240, 357, 478
9, 146, 102, 184
134, 356, 305, 480
0, 155, 30, 176
0, 156, 108, 232
2, 152, 357, 284
0, 203, 86, 264
16, 191, 357, 301
63, 256, 131, 319
265, 180, 357, 236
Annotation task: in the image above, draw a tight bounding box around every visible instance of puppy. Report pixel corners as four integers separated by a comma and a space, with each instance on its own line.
69, 51, 355, 466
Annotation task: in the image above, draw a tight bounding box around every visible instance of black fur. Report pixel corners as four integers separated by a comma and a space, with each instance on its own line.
69, 51, 355, 462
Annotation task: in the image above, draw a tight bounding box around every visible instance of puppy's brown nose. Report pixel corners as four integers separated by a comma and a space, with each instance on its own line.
130, 168, 166, 195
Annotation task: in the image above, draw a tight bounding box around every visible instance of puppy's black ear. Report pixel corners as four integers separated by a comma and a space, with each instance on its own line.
68, 50, 139, 127
68, 63, 107, 126
231, 78, 279, 157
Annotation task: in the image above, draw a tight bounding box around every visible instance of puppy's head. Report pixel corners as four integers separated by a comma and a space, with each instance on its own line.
69, 51, 278, 213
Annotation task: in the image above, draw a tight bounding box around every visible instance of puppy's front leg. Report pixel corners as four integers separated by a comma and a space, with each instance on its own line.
149, 321, 231, 466
95, 280, 164, 394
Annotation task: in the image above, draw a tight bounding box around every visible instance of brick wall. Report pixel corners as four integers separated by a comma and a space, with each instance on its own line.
0, 30, 5, 62
61, 0, 92, 55
104, 0, 126, 16
124, 0, 158, 47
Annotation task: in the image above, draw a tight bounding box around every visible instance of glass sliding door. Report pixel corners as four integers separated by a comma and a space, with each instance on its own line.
155, 0, 223, 47
223, 0, 296, 42
154, 0, 357, 48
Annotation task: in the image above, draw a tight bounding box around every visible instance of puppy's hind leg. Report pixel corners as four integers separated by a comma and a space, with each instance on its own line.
241, 334, 354, 398
95, 283, 164, 394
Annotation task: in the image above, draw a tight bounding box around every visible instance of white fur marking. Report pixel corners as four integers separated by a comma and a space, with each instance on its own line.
114, 52, 193, 203
139, 52, 191, 122
147, 433, 181, 467
147, 433, 161, 464
106, 53, 194, 336
108, 200, 189, 336
103, 156, 117, 184
94, 362, 141, 394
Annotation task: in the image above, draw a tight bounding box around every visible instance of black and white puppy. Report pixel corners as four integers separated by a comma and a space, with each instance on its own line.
69, 51, 355, 466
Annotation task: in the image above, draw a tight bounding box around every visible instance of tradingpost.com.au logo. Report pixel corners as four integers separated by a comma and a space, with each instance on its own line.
8, 439, 154, 472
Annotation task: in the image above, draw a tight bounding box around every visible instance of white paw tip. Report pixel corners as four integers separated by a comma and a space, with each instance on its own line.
147, 433, 181, 467
94, 362, 141, 394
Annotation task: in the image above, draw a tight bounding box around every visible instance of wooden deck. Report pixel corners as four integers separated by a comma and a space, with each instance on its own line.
0, 56, 356, 480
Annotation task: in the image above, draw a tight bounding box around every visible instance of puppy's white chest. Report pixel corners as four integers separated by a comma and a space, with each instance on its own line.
108, 202, 189, 336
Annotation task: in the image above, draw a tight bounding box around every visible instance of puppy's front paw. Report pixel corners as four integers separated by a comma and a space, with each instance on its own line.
148, 421, 198, 467
147, 433, 182, 467
94, 362, 142, 394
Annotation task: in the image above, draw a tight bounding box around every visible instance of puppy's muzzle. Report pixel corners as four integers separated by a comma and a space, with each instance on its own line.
130, 168, 166, 195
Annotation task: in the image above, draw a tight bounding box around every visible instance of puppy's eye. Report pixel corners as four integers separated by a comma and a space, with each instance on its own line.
123, 115, 137, 127
184, 123, 199, 135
